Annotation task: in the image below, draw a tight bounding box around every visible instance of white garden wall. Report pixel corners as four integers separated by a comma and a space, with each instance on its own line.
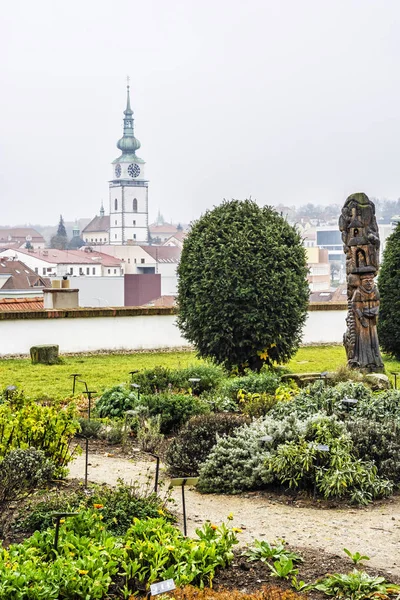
0, 305, 346, 356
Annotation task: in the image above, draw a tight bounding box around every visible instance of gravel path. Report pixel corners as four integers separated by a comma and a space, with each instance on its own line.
68, 451, 400, 576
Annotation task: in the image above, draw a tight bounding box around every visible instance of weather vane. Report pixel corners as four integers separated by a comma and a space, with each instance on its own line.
126, 75, 130, 88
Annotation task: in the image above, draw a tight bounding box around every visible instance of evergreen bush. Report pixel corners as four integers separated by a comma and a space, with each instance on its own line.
177, 199, 309, 371
377, 222, 400, 358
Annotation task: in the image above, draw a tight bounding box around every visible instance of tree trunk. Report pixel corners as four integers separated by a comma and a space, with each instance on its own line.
30, 345, 60, 365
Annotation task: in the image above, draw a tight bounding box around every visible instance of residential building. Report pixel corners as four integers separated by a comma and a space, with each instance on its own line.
306, 247, 331, 292
109, 84, 148, 245
91, 243, 180, 295
0, 248, 122, 277
149, 223, 180, 244
0, 228, 45, 249
162, 231, 187, 249
0, 258, 49, 289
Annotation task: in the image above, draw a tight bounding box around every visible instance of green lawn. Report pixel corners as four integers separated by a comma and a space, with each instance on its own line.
0, 346, 399, 400
0, 351, 203, 400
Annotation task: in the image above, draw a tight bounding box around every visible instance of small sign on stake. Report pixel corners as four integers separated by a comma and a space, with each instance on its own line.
170, 477, 199, 536
149, 579, 176, 596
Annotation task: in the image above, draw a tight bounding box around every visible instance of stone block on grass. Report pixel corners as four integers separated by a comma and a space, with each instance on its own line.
30, 345, 60, 365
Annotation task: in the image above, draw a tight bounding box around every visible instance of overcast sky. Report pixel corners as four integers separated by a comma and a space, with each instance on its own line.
1, 0, 400, 226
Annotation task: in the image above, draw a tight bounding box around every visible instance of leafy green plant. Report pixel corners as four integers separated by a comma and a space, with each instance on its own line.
243, 540, 302, 564
314, 570, 400, 600
0, 448, 55, 534
77, 417, 102, 439
98, 419, 125, 444
268, 556, 298, 579
267, 416, 393, 503
14, 480, 173, 538
137, 414, 164, 453
166, 413, 248, 477
95, 384, 137, 418
343, 548, 370, 565
130, 364, 225, 395
138, 393, 210, 433
346, 418, 400, 483
220, 371, 281, 400
291, 576, 312, 592
238, 391, 279, 418
0, 396, 80, 476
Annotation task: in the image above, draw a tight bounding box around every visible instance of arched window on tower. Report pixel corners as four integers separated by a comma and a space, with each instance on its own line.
114, 198, 118, 211
133, 198, 138, 213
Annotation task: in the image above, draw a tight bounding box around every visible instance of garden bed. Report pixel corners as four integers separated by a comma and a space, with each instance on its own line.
213, 546, 400, 599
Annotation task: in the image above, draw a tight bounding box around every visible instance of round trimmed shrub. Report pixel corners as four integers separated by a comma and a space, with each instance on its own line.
177, 199, 309, 372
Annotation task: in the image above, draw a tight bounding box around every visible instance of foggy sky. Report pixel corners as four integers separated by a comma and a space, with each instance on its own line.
1, 0, 400, 226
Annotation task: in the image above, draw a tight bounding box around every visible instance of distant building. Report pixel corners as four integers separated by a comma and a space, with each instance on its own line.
89, 243, 180, 295
306, 248, 331, 292
0, 248, 122, 277
149, 223, 180, 244
162, 231, 187, 249
82, 204, 110, 245
0, 228, 45, 250
315, 226, 343, 263
0, 258, 49, 289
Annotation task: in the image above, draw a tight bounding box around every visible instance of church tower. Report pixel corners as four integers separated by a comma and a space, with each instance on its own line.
109, 83, 148, 245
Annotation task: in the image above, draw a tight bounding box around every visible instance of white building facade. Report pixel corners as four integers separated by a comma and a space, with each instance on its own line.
109, 85, 149, 245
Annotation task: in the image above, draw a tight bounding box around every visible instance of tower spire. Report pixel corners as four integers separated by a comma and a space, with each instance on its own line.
116, 78, 141, 154
125, 76, 132, 115
100, 201, 105, 217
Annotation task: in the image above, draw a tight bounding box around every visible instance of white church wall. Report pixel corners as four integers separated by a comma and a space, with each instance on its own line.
0, 306, 346, 356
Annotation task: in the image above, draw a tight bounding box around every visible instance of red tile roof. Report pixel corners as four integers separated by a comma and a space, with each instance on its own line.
0, 297, 44, 311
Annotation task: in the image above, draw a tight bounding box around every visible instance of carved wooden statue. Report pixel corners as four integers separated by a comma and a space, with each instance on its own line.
339, 192, 384, 372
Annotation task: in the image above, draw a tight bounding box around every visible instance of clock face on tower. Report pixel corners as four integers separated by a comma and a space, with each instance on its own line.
128, 163, 140, 178
115, 164, 121, 178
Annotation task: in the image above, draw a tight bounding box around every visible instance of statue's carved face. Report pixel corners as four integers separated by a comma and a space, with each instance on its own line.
361, 276, 374, 292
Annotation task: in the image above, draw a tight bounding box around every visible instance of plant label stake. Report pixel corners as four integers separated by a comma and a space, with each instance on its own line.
129, 370, 139, 382
148, 579, 175, 597
51, 512, 78, 551
313, 444, 330, 499
5, 385, 16, 401
188, 377, 201, 395
390, 371, 399, 389
259, 435, 273, 446
341, 397, 358, 414
131, 382, 141, 402
84, 437, 89, 488
83, 390, 97, 420
77, 379, 89, 395
170, 477, 199, 536
69, 374, 81, 395
147, 452, 160, 493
